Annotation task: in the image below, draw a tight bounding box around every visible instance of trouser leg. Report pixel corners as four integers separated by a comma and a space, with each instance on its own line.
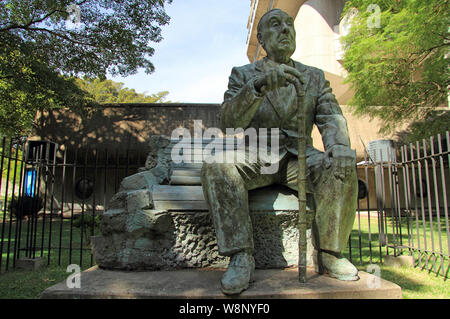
312, 164, 358, 252
282, 153, 358, 253
200, 151, 278, 256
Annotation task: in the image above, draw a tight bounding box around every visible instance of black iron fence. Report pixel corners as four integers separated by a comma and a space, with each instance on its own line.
347, 132, 449, 280
398, 133, 449, 278
0, 133, 449, 280
0, 138, 145, 272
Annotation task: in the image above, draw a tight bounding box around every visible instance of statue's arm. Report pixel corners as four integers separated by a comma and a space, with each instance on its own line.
220, 66, 264, 131
314, 69, 351, 151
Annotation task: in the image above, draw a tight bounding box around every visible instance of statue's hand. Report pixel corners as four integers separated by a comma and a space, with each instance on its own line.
254, 64, 306, 95
323, 145, 356, 180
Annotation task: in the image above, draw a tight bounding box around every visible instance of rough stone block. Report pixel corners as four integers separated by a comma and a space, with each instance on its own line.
99, 209, 127, 234
15, 257, 46, 270
383, 255, 414, 267
119, 171, 158, 191
126, 189, 152, 212
107, 191, 128, 210
125, 209, 172, 234
92, 210, 314, 271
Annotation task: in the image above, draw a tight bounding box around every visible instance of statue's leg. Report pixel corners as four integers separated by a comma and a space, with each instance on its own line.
201, 150, 279, 294
200, 150, 278, 256
282, 153, 359, 280
309, 159, 358, 254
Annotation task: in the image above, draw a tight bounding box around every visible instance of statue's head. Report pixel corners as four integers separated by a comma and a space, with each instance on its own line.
257, 8, 296, 64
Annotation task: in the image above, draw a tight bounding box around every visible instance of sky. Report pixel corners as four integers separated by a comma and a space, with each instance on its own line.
111, 0, 252, 104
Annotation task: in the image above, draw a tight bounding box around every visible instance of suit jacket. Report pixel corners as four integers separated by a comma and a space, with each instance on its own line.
220, 57, 351, 160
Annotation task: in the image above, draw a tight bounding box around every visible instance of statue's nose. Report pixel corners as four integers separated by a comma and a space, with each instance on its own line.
281, 23, 290, 33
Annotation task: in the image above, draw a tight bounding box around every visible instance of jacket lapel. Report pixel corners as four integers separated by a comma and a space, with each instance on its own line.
283, 60, 311, 122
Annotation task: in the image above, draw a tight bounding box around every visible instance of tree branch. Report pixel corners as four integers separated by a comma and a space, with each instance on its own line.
21, 27, 94, 47
0, 8, 64, 32
0, 0, 90, 33
413, 42, 450, 57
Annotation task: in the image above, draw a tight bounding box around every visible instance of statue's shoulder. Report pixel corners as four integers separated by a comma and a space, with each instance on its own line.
231, 62, 259, 74
292, 60, 324, 77
227, 62, 259, 84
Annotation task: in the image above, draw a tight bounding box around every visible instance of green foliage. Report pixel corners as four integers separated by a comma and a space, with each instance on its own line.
0, 33, 95, 137
72, 213, 100, 229
0, 143, 23, 182
0, 0, 172, 77
75, 78, 170, 104
396, 110, 450, 143
0, 0, 172, 137
341, 0, 449, 138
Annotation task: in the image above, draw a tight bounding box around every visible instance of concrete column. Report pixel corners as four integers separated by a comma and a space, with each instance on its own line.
292, 0, 346, 77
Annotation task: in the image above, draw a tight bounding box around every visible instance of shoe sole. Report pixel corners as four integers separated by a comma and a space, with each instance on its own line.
314, 258, 359, 281
221, 282, 250, 295
328, 272, 359, 281
221, 267, 255, 295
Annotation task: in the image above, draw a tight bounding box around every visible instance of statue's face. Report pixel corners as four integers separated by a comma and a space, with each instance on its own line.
258, 10, 296, 63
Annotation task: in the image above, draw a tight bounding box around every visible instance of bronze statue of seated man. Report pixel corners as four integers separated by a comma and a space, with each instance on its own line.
201, 8, 359, 295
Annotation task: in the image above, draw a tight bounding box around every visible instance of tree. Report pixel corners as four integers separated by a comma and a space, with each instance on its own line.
0, 0, 172, 137
75, 78, 170, 103
341, 0, 449, 141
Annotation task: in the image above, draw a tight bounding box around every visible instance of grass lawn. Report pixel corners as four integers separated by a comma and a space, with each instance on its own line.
1, 216, 97, 265
0, 211, 448, 299
376, 264, 449, 299
344, 211, 449, 299
0, 263, 77, 299
0, 217, 98, 299
345, 211, 449, 272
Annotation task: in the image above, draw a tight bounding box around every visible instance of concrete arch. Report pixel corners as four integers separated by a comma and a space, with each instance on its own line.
291, 0, 346, 77
246, 0, 345, 63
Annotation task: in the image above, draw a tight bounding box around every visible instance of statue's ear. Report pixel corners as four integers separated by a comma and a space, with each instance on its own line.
257, 32, 264, 47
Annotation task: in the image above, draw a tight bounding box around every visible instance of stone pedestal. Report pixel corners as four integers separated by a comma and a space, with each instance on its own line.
91, 210, 314, 270
40, 266, 402, 299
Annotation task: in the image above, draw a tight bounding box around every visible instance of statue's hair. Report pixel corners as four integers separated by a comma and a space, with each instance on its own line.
256, 8, 286, 35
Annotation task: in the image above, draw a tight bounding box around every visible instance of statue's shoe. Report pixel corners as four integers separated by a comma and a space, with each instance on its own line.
314, 251, 359, 281
221, 252, 255, 295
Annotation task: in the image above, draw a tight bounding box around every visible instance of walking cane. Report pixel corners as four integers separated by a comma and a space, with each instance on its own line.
293, 79, 307, 283
255, 72, 307, 283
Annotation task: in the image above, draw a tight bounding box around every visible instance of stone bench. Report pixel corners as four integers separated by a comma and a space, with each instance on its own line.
91, 135, 315, 270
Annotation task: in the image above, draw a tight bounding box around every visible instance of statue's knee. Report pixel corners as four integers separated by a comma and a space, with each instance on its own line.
332, 157, 350, 166
201, 162, 233, 179
201, 163, 236, 180
330, 158, 356, 172
201, 162, 215, 177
